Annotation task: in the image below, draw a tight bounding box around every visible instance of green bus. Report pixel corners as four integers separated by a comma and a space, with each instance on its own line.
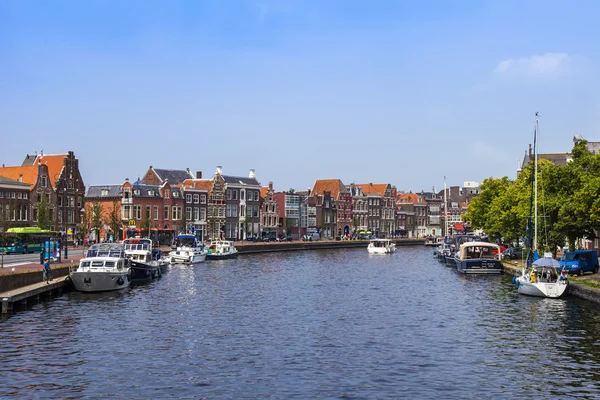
0, 227, 61, 254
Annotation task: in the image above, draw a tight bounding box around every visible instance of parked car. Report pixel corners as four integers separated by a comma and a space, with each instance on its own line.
559, 250, 599, 276
502, 247, 523, 260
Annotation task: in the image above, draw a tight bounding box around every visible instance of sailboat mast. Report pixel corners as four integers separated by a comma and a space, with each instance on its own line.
444, 176, 449, 236
534, 112, 539, 251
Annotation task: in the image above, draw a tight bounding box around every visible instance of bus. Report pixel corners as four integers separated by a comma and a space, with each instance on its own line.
0, 227, 61, 254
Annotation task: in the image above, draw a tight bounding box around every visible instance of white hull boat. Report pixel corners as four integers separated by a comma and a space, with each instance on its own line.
206, 240, 238, 260
168, 234, 207, 264
367, 239, 396, 254
70, 243, 130, 292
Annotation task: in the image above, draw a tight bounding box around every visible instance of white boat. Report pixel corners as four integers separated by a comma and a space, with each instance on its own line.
168, 234, 207, 264
515, 257, 569, 298
424, 237, 442, 246
514, 113, 569, 298
367, 238, 397, 254
123, 238, 162, 282
454, 241, 502, 274
206, 240, 238, 260
70, 243, 131, 292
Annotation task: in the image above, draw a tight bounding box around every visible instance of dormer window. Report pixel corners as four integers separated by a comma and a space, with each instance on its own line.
101, 189, 109, 196
173, 191, 179, 198
134, 189, 140, 196
149, 190, 155, 196
165, 190, 170, 199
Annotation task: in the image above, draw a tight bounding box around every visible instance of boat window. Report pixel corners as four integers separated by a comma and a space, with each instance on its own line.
91, 261, 104, 267
80, 261, 91, 268
105, 261, 116, 268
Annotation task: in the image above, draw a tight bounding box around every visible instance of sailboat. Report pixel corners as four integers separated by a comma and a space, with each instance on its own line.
513, 113, 569, 298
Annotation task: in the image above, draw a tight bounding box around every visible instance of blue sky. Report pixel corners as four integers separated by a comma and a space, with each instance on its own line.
2, 0, 599, 193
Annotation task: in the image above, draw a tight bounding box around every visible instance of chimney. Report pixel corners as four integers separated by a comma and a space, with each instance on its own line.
19, 174, 22, 182
216, 166, 222, 175
196, 171, 202, 179
249, 169, 256, 179
268, 181, 273, 190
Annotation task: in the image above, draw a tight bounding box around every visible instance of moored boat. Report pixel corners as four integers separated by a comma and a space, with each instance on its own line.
123, 238, 162, 282
168, 234, 207, 264
206, 240, 238, 260
367, 238, 397, 254
454, 241, 502, 274
514, 257, 568, 298
70, 243, 131, 292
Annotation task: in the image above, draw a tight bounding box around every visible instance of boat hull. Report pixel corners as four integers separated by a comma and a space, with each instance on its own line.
516, 278, 569, 298
169, 250, 206, 264
130, 260, 161, 283
206, 251, 238, 260
70, 271, 130, 292
455, 259, 502, 274
367, 247, 396, 254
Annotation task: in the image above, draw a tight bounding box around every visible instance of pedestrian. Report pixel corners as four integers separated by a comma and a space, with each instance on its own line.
42, 258, 52, 284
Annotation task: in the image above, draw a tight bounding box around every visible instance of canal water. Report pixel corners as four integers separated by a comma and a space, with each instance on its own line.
2, 246, 600, 399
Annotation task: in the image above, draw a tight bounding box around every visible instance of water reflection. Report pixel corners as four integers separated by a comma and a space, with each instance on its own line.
2, 247, 600, 398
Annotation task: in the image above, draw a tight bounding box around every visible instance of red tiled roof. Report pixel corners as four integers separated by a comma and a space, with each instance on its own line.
260, 186, 269, 199
356, 183, 388, 196
0, 166, 39, 189
396, 192, 424, 204
181, 179, 213, 195
33, 154, 67, 187
312, 179, 346, 199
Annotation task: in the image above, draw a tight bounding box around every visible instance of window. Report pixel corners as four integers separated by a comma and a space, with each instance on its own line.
101, 189, 109, 196
11, 192, 15, 199
193, 194, 199, 204
173, 191, 179, 198
146, 205, 151, 219
17, 192, 22, 199
200, 195, 206, 204
227, 190, 232, 200
254, 191, 259, 201
58, 196, 63, 207
232, 204, 237, 217
165, 190, 170, 199
200, 208, 206, 221
67, 210, 73, 223
68, 180, 73, 189
240, 190, 245, 200
247, 205, 252, 217
172, 206, 177, 220
149, 190, 155, 196
134, 189, 140, 196
153, 206, 159, 220
186, 194, 192, 203
193, 207, 199, 221
58, 210, 63, 223
123, 205, 131, 219
164, 205, 169, 220
134, 205, 141, 219
41, 175, 47, 188
186, 207, 192, 220
232, 190, 237, 200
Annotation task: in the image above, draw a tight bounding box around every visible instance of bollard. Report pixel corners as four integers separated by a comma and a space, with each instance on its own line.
64, 246, 68, 259
40, 251, 44, 265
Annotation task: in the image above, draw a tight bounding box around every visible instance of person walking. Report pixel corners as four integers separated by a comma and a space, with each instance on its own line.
42, 258, 52, 284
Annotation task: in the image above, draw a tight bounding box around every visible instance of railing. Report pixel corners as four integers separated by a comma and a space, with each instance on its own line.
122, 198, 132, 204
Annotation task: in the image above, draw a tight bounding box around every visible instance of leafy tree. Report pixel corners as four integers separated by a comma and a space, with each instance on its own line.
176, 206, 188, 235
91, 201, 104, 242
108, 200, 122, 241
142, 205, 152, 237
77, 208, 91, 243
36, 192, 53, 230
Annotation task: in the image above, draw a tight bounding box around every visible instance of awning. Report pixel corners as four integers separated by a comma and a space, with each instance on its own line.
453, 223, 465, 231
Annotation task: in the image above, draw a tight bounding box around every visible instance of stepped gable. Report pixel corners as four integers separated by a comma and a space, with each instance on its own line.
86, 185, 123, 198
31, 153, 68, 187
311, 179, 346, 199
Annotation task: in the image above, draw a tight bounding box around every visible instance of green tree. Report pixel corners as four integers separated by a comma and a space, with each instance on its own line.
77, 208, 91, 243
36, 192, 53, 230
108, 200, 122, 241
91, 201, 104, 242
176, 206, 188, 235
142, 205, 152, 237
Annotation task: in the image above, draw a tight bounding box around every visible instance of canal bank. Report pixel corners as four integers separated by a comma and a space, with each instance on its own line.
502, 259, 600, 302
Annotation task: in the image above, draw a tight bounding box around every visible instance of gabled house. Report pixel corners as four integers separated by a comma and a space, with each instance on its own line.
348, 183, 367, 234
181, 177, 210, 241
141, 166, 195, 186
219, 167, 261, 241
396, 192, 427, 238
260, 181, 280, 239
356, 183, 395, 238
312, 179, 352, 238
0, 151, 85, 239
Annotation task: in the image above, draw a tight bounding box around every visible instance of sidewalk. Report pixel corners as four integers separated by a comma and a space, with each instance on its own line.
0, 251, 85, 276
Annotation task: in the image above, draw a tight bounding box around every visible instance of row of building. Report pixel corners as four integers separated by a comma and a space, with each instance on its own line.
0, 151, 481, 243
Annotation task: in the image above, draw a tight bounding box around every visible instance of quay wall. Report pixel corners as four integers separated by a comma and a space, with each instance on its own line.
0, 266, 71, 293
